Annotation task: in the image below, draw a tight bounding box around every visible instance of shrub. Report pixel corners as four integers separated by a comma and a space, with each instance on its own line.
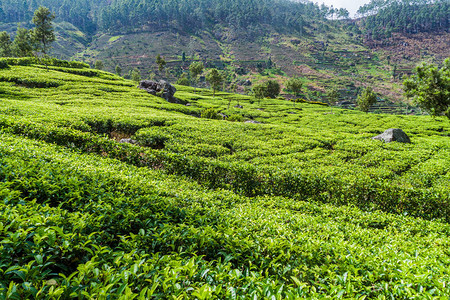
201, 108, 221, 119
176, 75, 190, 86
227, 114, 244, 122
0, 61, 9, 69
0, 57, 89, 68
253, 80, 280, 99
134, 127, 172, 149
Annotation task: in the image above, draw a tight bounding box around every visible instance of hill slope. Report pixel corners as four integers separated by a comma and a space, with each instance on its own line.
0, 59, 450, 297
0, 0, 448, 104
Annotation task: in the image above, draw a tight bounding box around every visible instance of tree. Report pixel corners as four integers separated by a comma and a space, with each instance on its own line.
115, 65, 122, 76
264, 80, 281, 98
337, 8, 349, 20
403, 59, 450, 119
95, 60, 104, 70
285, 77, 303, 97
156, 54, 166, 72
327, 88, 339, 104
32, 6, 56, 55
206, 68, 223, 97
131, 68, 141, 82
0, 32, 13, 57
189, 61, 204, 92
253, 83, 266, 103
12, 27, 34, 57
253, 80, 281, 102
357, 87, 377, 113
176, 74, 190, 86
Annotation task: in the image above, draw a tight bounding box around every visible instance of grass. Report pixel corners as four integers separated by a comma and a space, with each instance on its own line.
0, 60, 449, 298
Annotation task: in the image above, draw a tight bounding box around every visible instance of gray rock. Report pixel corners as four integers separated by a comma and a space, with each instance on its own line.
138, 80, 177, 102
234, 104, 243, 109
119, 138, 138, 144
244, 120, 262, 124
372, 128, 411, 143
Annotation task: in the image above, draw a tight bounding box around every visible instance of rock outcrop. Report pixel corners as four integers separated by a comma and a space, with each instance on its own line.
138, 80, 177, 103
119, 138, 138, 144
372, 128, 411, 143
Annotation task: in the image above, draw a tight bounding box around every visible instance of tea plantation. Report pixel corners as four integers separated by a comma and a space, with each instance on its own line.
0, 58, 449, 299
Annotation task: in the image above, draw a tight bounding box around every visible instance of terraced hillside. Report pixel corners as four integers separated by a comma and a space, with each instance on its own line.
0, 59, 450, 298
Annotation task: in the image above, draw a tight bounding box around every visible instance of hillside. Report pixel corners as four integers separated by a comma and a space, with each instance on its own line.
0, 0, 448, 105
0, 59, 450, 297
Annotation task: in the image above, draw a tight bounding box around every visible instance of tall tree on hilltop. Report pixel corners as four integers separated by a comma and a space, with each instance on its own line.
32, 6, 56, 55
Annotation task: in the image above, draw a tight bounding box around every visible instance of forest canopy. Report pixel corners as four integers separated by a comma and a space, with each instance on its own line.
0, 0, 448, 37
0, 0, 324, 34
358, 0, 449, 39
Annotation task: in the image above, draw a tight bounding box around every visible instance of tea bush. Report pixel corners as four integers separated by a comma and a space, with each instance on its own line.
1, 63, 450, 298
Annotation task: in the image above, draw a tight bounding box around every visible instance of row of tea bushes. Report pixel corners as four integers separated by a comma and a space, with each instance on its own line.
1, 133, 450, 298
0, 115, 448, 221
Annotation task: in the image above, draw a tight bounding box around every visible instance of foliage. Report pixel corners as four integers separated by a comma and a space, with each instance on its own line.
115, 65, 122, 76
285, 77, 303, 96
327, 87, 340, 104
176, 74, 190, 86
0, 0, 100, 33
189, 61, 204, 90
252, 82, 265, 100
100, 0, 324, 33
134, 127, 171, 148
0, 32, 12, 57
12, 27, 34, 57
403, 58, 450, 119
31, 6, 56, 55
0, 57, 89, 68
358, 0, 449, 39
253, 80, 281, 99
357, 87, 377, 112
94, 60, 104, 70
131, 68, 141, 82
227, 114, 244, 122
206, 69, 223, 97
156, 54, 166, 72
0, 63, 449, 298
0, 61, 8, 70
200, 107, 221, 119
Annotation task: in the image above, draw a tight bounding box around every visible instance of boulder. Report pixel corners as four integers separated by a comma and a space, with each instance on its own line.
234, 104, 243, 109
372, 128, 411, 143
119, 138, 137, 144
138, 80, 177, 103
